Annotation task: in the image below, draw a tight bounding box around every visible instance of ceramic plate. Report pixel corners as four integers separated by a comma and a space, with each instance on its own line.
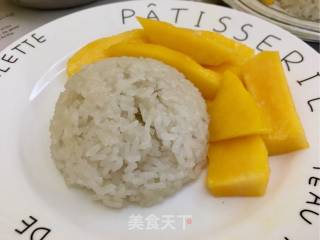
222, 0, 320, 42
0, 1, 319, 239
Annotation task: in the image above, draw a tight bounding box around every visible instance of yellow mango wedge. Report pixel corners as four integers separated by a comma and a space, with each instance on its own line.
207, 136, 270, 196
241, 51, 309, 155
207, 71, 270, 142
137, 17, 254, 66
108, 42, 220, 99
67, 29, 146, 77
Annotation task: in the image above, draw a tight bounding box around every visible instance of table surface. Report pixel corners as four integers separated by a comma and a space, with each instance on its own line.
0, 0, 319, 52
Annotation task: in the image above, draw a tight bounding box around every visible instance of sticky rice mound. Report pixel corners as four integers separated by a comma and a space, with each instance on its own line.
50, 57, 208, 208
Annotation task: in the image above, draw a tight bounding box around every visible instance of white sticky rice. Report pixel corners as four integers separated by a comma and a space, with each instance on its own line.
50, 57, 208, 208
279, 0, 320, 21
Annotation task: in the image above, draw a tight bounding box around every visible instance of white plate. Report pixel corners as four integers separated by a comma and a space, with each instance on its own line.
222, 0, 320, 42
0, 1, 319, 239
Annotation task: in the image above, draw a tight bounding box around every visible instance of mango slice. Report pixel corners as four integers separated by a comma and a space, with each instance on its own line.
207, 71, 270, 142
67, 29, 146, 77
241, 51, 309, 155
137, 17, 254, 66
261, 0, 274, 5
206, 63, 242, 77
207, 136, 270, 196
196, 30, 254, 65
108, 42, 220, 99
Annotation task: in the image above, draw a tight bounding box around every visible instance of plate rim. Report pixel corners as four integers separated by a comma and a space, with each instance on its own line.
0, 1, 319, 240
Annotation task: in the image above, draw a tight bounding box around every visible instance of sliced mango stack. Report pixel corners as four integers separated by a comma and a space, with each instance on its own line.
66, 17, 308, 198
206, 71, 271, 196
206, 51, 308, 196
